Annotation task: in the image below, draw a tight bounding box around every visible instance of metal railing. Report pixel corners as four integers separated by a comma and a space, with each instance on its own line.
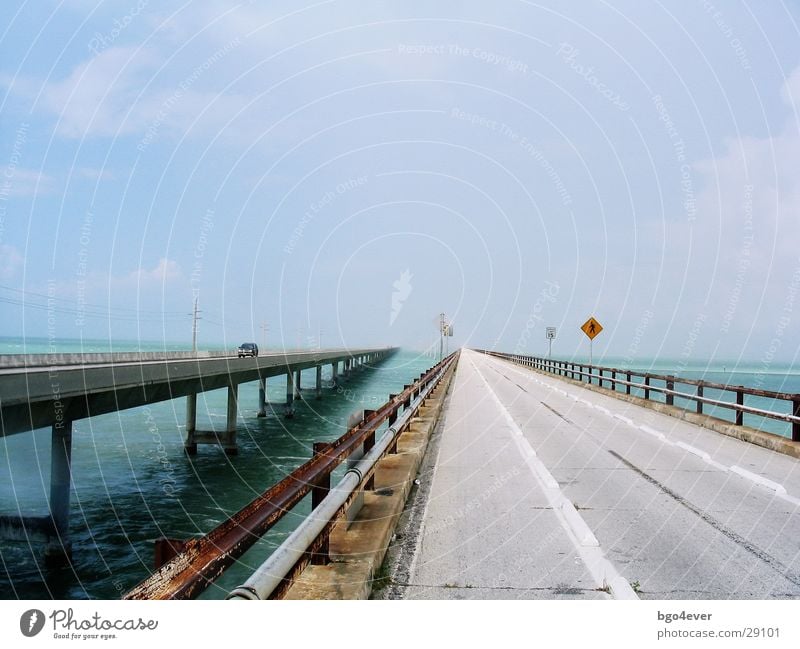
478, 350, 800, 442
123, 351, 458, 600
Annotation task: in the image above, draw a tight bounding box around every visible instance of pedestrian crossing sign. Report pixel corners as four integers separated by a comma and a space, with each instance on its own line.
581, 317, 603, 340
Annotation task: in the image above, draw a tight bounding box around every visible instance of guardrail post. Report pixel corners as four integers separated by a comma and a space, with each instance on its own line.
666, 376, 675, 406
363, 410, 377, 490
389, 397, 400, 454
310, 442, 331, 565
599, 368, 604, 388
697, 385, 703, 414
644, 376, 650, 400
735, 390, 744, 426
626, 372, 631, 395
793, 399, 800, 441
611, 370, 616, 392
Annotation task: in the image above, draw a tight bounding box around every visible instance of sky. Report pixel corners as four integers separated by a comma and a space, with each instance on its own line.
1, 0, 799, 366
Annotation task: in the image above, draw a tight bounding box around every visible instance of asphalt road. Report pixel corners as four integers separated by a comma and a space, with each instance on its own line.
388, 349, 800, 600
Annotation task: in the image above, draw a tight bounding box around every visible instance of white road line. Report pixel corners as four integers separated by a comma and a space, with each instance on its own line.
485, 354, 800, 504
470, 355, 638, 600
730, 466, 788, 495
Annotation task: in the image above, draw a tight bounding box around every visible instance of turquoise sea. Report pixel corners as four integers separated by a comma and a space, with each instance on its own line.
0, 337, 438, 599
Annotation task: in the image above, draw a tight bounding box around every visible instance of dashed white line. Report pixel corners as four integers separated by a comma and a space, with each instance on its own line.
471, 355, 638, 600
484, 354, 800, 504
730, 466, 788, 496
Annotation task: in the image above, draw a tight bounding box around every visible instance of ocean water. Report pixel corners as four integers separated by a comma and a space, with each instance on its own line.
0, 338, 438, 599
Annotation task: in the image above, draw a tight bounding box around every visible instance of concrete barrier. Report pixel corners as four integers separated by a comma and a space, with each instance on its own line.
0, 350, 232, 368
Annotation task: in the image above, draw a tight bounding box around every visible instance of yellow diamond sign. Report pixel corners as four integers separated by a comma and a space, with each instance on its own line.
581, 317, 603, 340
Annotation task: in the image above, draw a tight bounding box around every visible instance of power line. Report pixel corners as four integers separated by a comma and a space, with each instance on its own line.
0, 284, 186, 315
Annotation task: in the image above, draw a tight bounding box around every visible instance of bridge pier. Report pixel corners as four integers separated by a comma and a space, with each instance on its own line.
315, 366, 322, 399
285, 372, 295, 418
223, 383, 238, 456
185, 393, 198, 454
184, 383, 239, 455
45, 420, 73, 566
331, 362, 338, 388
295, 370, 303, 401
257, 378, 267, 417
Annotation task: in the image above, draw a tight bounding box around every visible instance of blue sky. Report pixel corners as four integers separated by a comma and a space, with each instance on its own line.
1, 0, 800, 365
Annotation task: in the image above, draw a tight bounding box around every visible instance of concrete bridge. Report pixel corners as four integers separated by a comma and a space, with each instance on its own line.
381, 349, 800, 599
0, 346, 395, 564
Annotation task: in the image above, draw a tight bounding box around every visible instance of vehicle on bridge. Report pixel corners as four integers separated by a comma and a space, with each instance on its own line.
237, 343, 259, 358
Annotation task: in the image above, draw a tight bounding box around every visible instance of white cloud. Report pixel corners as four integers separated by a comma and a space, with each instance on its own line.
0, 244, 23, 279
2, 168, 56, 196
683, 65, 800, 347
75, 167, 116, 180
41, 46, 160, 137
128, 257, 181, 283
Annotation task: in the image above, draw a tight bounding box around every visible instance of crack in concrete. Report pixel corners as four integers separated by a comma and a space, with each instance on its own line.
608, 449, 800, 588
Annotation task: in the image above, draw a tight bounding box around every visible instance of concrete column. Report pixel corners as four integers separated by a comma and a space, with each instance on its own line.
185, 392, 197, 455
294, 369, 302, 400
45, 421, 73, 565
257, 378, 267, 417
344, 358, 351, 379
224, 383, 238, 456
315, 365, 322, 400
331, 362, 338, 388
285, 372, 295, 418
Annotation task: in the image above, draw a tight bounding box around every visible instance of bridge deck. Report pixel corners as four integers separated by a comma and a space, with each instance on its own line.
396, 349, 800, 600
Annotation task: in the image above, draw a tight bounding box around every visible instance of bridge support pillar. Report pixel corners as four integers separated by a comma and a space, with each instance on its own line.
315, 365, 322, 399
331, 362, 338, 388
294, 370, 303, 400
257, 379, 267, 417
44, 421, 73, 566
284, 372, 295, 418
223, 383, 238, 456
184, 393, 198, 455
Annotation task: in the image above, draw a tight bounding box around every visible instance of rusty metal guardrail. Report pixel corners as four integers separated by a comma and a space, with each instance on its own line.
227, 352, 456, 600
123, 351, 458, 600
478, 350, 800, 442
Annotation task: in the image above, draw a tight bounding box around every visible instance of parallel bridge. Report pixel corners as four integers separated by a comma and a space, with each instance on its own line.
0, 347, 395, 564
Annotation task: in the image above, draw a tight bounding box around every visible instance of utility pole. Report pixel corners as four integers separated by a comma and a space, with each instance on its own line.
438, 313, 445, 361
260, 321, 269, 350
190, 298, 202, 353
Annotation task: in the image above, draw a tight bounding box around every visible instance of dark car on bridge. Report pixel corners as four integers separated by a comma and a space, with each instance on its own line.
237, 343, 259, 358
